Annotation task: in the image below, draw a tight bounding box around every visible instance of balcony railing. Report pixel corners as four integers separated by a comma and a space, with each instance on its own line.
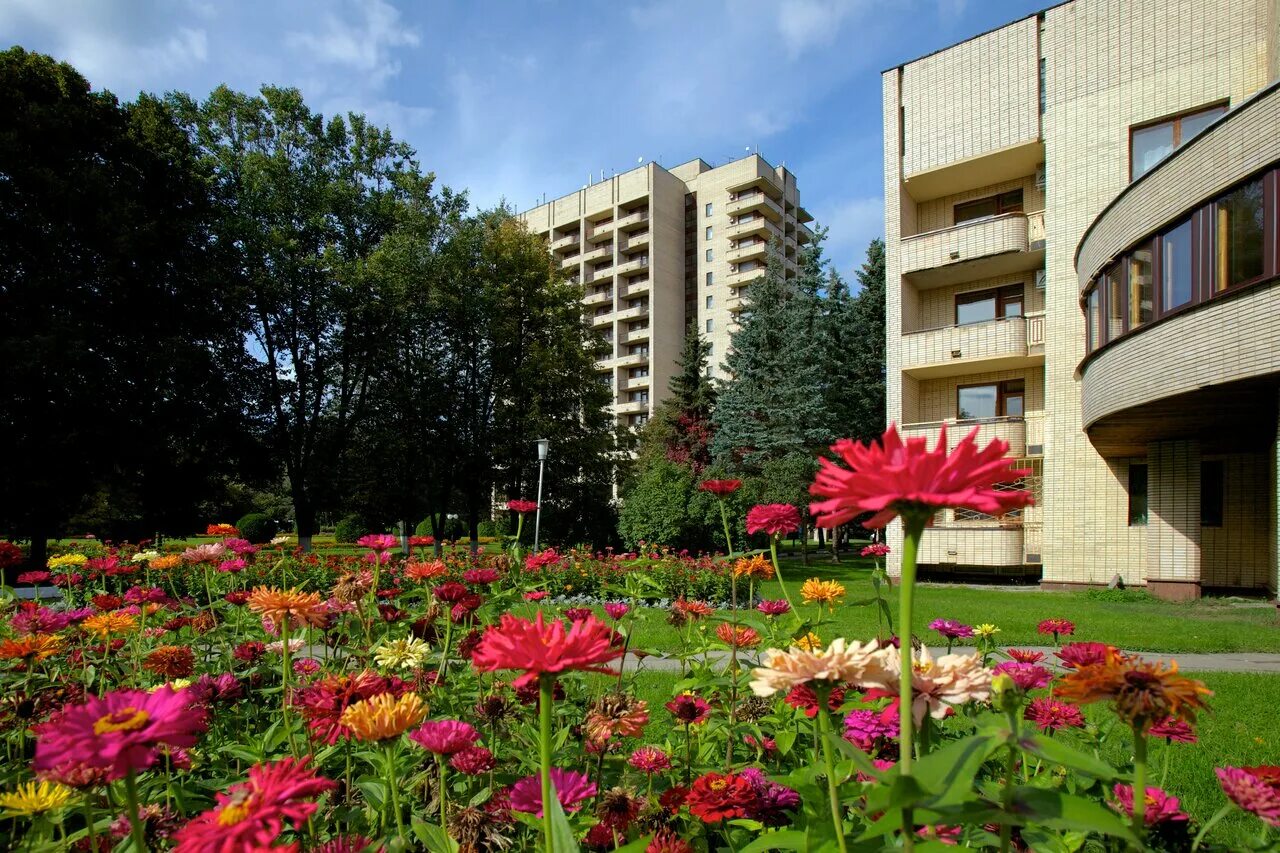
1025, 310, 1045, 348
727, 217, 782, 242
583, 288, 613, 306
614, 400, 650, 415
552, 233, 580, 251
620, 279, 650, 299
727, 267, 767, 288
622, 231, 650, 252
900, 211, 1044, 281
614, 305, 649, 322
727, 192, 783, 221
613, 352, 649, 368
727, 241, 768, 263
586, 221, 615, 242
616, 210, 650, 230
615, 256, 649, 276
901, 416, 1028, 458
901, 316, 1042, 376
582, 244, 613, 262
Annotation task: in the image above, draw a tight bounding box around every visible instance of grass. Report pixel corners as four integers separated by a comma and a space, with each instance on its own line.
615, 668, 1279, 849
620, 554, 1280, 654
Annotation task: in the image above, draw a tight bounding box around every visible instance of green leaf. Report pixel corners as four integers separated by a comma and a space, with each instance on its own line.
356, 778, 387, 809
773, 728, 797, 756
1020, 733, 1120, 781
411, 817, 460, 852
1007, 787, 1136, 841
738, 830, 809, 851
911, 732, 1002, 805
546, 785, 581, 853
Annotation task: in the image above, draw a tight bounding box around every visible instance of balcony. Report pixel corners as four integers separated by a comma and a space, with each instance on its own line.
918, 526, 1026, 568
588, 311, 613, 328
583, 288, 613, 306
614, 304, 649, 323
616, 209, 650, 231
727, 267, 767, 288
615, 400, 650, 415
727, 241, 768, 263
900, 316, 1043, 379
796, 221, 815, 244
586, 221, 615, 243
901, 416, 1028, 458
552, 233, 580, 251
614, 352, 649, 368
582, 243, 613, 263
622, 325, 650, 345
615, 256, 649, 276
727, 192, 783, 221
727, 217, 782, 242
618, 375, 650, 393
622, 231, 650, 253
559, 255, 580, 270
620, 279, 649, 299
727, 294, 748, 314
901, 212, 1045, 288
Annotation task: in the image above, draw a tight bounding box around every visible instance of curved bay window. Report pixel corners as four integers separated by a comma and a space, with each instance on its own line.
1082, 166, 1280, 355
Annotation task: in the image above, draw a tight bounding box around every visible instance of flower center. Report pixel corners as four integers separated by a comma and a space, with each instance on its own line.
217, 793, 255, 826
710, 779, 727, 792
93, 707, 150, 735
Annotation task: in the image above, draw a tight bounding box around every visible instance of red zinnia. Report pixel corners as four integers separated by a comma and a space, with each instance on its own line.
808, 423, 1032, 529
1056, 641, 1111, 669
685, 772, 757, 823
698, 479, 742, 497
172, 757, 335, 851
745, 504, 801, 537
1024, 698, 1085, 732
1037, 618, 1075, 638
508, 768, 596, 817
1149, 717, 1197, 743
1006, 648, 1046, 663
291, 671, 408, 744
507, 499, 539, 514
665, 694, 711, 724
992, 661, 1053, 691
471, 612, 623, 688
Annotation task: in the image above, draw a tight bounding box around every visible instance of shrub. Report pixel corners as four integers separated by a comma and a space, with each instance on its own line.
234, 513, 277, 544
414, 519, 433, 537
1084, 587, 1155, 603
477, 519, 505, 538
333, 514, 371, 544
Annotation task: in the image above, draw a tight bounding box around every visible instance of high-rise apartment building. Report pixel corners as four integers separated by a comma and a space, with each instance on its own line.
519, 156, 812, 429
882, 0, 1280, 598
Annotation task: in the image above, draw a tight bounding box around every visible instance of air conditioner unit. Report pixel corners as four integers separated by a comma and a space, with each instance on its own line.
1034, 269, 1047, 291
1034, 164, 1046, 191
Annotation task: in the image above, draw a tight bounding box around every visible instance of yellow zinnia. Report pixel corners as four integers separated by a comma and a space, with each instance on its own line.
339, 692, 427, 741
82, 611, 137, 638
974, 623, 1001, 639
795, 631, 823, 652
0, 781, 74, 817
800, 578, 846, 611
47, 553, 88, 570
373, 637, 432, 670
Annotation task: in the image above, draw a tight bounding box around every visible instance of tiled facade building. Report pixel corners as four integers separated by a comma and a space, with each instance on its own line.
882, 0, 1280, 598
519, 156, 813, 430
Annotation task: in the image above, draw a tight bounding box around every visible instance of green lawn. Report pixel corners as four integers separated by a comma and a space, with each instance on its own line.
618, 555, 1280, 654
617, 668, 1280, 849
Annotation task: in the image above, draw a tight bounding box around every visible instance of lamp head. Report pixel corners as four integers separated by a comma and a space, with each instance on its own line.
535, 439, 550, 461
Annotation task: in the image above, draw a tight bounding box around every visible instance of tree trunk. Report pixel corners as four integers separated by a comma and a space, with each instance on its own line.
293, 490, 316, 554
15, 523, 51, 586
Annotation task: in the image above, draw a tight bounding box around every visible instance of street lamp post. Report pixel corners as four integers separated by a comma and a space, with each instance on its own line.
533, 439, 550, 554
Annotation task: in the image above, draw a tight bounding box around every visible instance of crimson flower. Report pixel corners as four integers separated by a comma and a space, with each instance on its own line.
603, 602, 630, 621
33, 686, 206, 782
507, 499, 539, 514
471, 612, 623, 688
628, 746, 671, 774
564, 607, 594, 622
685, 772, 757, 823
172, 757, 335, 851
1110, 784, 1188, 825
462, 568, 499, 585
1037, 618, 1076, 638
992, 661, 1053, 691
409, 720, 481, 755
357, 534, 398, 552
698, 479, 742, 497
1006, 648, 1046, 663
1149, 717, 1197, 743
291, 671, 408, 744
928, 619, 974, 640
665, 694, 711, 724
449, 746, 496, 775
843, 708, 899, 750
508, 768, 596, 817
861, 543, 891, 557
1023, 698, 1085, 732
756, 599, 791, 617
1056, 642, 1111, 669
808, 423, 1032, 529
745, 504, 801, 537
1216, 766, 1280, 827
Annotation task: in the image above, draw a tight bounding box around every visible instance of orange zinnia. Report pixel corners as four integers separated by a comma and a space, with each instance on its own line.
82, 612, 137, 638
338, 692, 427, 741
246, 587, 328, 630
732, 555, 774, 580
1056, 648, 1211, 732
0, 634, 65, 662
150, 555, 182, 571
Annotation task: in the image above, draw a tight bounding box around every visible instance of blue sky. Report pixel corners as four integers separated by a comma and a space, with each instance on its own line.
0, 0, 1044, 277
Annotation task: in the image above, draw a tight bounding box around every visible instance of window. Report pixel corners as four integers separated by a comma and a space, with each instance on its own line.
706, 343, 713, 354
705, 202, 713, 217
1105, 265, 1124, 341
629, 366, 648, 379
1201, 461, 1223, 527
954, 190, 1024, 224
1086, 286, 1101, 351
705, 295, 714, 309
1161, 217, 1194, 311
1128, 463, 1148, 526
706, 318, 714, 332
1130, 103, 1227, 180
1215, 178, 1265, 290
956, 379, 1024, 420
705, 248, 713, 262
629, 345, 648, 356
955, 285, 1023, 325
629, 390, 649, 403
1127, 243, 1154, 330
706, 226, 713, 241
705, 272, 714, 287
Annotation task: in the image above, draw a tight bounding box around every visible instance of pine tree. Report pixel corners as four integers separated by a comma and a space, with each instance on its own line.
656, 324, 717, 474
843, 238, 887, 442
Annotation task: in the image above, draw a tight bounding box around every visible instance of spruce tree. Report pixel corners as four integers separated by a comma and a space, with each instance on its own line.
843, 238, 887, 442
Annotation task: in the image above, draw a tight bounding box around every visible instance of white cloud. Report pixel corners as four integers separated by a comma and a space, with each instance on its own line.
814, 195, 884, 279
776, 0, 866, 58
285, 0, 419, 86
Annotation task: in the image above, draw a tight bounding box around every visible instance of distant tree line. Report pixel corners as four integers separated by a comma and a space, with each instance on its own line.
0, 47, 621, 571
619, 234, 886, 553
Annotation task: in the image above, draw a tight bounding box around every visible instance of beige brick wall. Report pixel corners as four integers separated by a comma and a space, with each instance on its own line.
908, 274, 1045, 332
915, 177, 1045, 234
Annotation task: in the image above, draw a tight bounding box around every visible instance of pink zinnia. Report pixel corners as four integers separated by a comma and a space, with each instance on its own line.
1149, 717, 1197, 743
33, 686, 206, 781
604, 602, 630, 621
1023, 698, 1085, 732
509, 768, 596, 817
182, 543, 227, 564
1216, 766, 1280, 827
843, 708, 899, 751
861, 543, 891, 557
463, 568, 500, 585
1056, 642, 1111, 669
808, 423, 1032, 529
993, 661, 1053, 691
449, 746, 496, 775
172, 757, 336, 851
564, 607, 594, 622
928, 619, 974, 640
1006, 648, 1046, 664
471, 612, 623, 688
357, 534, 398, 552
698, 479, 742, 497
217, 558, 247, 574
409, 720, 481, 755
666, 695, 711, 725
756, 599, 791, 617
745, 504, 801, 537
507, 499, 539, 513
628, 746, 672, 773
1110, 784, 1188, 825
1037, 618, 1075, 638
524, 591, 548, 601
16, 570, 50, 585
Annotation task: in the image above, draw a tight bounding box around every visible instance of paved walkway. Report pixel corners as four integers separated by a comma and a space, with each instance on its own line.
619, 646, 1280, 674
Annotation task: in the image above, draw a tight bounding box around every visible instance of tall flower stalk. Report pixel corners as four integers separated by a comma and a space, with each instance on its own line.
538, 673, 555, 853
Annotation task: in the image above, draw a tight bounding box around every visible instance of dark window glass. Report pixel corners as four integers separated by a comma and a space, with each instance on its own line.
1130, 104, 1226, 180
1161, 218, 1194, 310
1180, 108, 1223, 143
1201, 461, 1224, 527
957, 385, 998, 420
1105, 265, 1124, 339
1086, 287, 1101, 351
1216, 179, 1265, 289
1003, 379, 1025, 417
1128, 463, 1148, 526
956, 285, 1023, 325
954, 190, 1024, 224
1128, 244, 1154, 329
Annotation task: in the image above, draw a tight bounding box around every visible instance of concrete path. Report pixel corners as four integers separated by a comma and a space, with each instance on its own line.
619, 646, 1280, 675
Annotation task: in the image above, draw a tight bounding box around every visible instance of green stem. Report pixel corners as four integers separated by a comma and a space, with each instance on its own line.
387, 742, 404, 842
82, 796, 98, 853
815, 685, 849, 853
768, 538, 793, 608
122, 771, 147, 853
539, 674, 555, 853
1131, 730, 1148, 842
718, 499, 733, 556
1191, 803, 1232, 851
280, 619, 299, 759
437, 617, 453, 683
437, 753, 448, 835
899, 519, 924, 853
999, 708, 1019, 853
